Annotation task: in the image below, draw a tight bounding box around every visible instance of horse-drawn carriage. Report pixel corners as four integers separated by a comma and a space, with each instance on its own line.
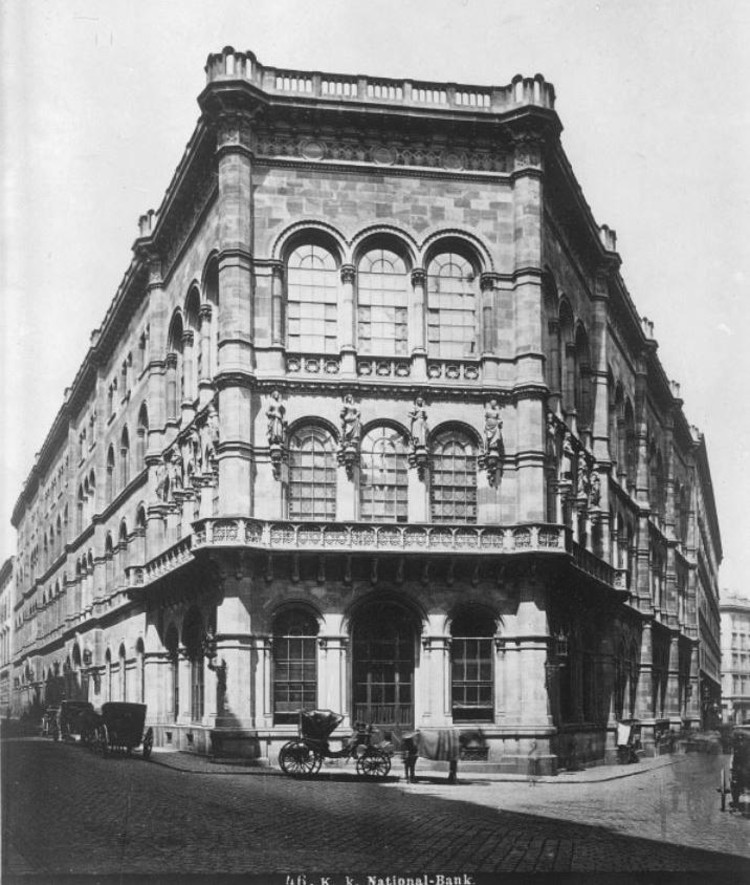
89, 703, 154, 759
278, 710, 391, 778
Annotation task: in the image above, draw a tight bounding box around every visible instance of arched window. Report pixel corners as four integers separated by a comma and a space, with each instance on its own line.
118, 520, 128, 573
359, 425, 409, 522
559, 301, 575, 414
272, 608, 319, 724
118, 644, 127, 702
287, 244, 338, 354
430, 429, 477, 523
184, 287, 201, 402
183, 608, 205, 722
167, 312, 184, 419
165, 624, 179, 722
426, 252, 478, 358
136, 403, 148, 466
624, 400, 636, 492
77, 486, 84, 535
574, 325, 592, 431
204, 257, 219, 379
105, 649, 112, 703
357, 248, 408, 355
288, 425, 337, 520
450, 609, 495, 723
120, 426, 130, 489
135, 638, 145, 703
106, 446, 115, 502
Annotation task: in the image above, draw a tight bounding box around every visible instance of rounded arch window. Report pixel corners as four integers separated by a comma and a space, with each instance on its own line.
450, 608, 495, 723
430, 429, 477, 523
287, 243, 338, 354
272, 608, 319, 724
357, 248, 408, 356
359, 425, 409, 522
426, 251, 478, 359
288, 424, 337, 520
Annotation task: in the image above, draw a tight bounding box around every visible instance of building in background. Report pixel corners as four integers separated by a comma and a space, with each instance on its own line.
721, 594, 750, 726
0, 557, 13, 717
9, 48, 722, 772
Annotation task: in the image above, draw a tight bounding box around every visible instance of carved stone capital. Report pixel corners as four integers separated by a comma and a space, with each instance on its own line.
411, 268, 426, 287
340, 264, 356, 285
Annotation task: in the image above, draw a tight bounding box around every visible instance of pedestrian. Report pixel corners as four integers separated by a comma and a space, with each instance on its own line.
528, 740, 541, 786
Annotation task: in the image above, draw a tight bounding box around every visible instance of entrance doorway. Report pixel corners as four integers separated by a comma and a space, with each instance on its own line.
352, 601, 416, 729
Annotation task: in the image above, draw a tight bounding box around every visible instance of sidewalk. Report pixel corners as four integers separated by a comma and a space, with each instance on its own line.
148, 746, 685, 783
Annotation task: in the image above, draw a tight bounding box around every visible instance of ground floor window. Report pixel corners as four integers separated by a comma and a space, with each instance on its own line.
352, 602, 415, 728
450, 609, 494, 723
273, 608, 319, 725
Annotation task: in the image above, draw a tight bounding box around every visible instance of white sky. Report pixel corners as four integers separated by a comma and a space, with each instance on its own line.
2, 0, 749, 594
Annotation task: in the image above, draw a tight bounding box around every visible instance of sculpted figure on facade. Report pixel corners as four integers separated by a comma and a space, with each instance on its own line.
409, 397, 429, 449
266, 390, 287, 447
201, 403, 220, 471
340, 394, 362, 446
483, 399, 503, 455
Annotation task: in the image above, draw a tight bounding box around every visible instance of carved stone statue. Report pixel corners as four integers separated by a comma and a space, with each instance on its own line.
266, 390, 286, 446
340, 394, 361, 446
483, 400, 503, 453
154, 461, 169, 502
409, 397, 429, 448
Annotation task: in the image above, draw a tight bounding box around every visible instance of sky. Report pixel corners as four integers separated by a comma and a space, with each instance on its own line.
2, 0, 749, 594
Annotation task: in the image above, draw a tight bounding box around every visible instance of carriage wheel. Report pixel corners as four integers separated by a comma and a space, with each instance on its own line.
356, 748, 391, 779
278, 740, 322, 777
96, 724, 109, 757
143, 728, 154, 761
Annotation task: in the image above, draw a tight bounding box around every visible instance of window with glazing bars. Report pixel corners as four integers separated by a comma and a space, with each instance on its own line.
430, 431, 477, 523
359, 426, 408, 522
273, 609, 318, 724
451, 610, 494, 722
287, 244, 338, 353
427, 252, 477, 358
357, 249, 408, 355
288, 426, 337, 520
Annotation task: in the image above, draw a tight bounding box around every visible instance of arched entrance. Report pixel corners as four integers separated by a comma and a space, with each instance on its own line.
351, 601, 418, 729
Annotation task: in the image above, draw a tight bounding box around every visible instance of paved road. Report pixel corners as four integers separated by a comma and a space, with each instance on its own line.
2, 738, 748, 881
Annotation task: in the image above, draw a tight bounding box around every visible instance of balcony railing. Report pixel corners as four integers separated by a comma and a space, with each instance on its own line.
135, 518, 628, 594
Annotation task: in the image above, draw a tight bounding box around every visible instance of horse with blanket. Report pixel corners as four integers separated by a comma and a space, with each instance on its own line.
400, 728, 463, 783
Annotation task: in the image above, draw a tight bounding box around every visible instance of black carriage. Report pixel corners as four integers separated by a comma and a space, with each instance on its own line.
278, 710, 391, 779
720, 726, 750, 813
91, 702, 154, 759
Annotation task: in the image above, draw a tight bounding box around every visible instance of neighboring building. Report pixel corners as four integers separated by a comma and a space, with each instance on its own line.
10, 48, 722, 772
721, 595, 750, 725
0, 557, 13, 717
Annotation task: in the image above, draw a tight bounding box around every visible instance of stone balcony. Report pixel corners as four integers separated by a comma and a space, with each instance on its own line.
204, 46, 556, 114
131, 518, 628, 595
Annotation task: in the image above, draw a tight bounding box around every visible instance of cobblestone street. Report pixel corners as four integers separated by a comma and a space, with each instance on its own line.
3, 738, 749, 882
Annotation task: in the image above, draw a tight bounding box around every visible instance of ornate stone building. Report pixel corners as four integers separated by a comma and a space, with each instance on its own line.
721, 595, 750, 726
0, 557, 14, 717
10, 48, 722, 772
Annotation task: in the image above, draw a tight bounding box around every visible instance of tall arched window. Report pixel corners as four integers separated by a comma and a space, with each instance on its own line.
450, 608, 495, 723
430, 429, 477, 523
288, 425, 337, 520
135, 638, 145, 703
118, 644, 127, 702
120, 426, 130, 490
136, 403, 148, 466
184, 287, 201, 403
204, 257, 219, 379
359, 425, 408, 522
624, 400, 636, 492
183, 608, 205, 723
426, 252, 478, 358
106, 446, 115, 502
167, 312, 184, 420
165, 624, 179, 722
574, 325, 592, 431
272, 608, 319, 724
287, 244, 338, 353
357, 248, 408, 355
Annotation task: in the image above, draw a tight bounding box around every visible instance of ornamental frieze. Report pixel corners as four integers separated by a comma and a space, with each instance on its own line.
253, 133, 510, 174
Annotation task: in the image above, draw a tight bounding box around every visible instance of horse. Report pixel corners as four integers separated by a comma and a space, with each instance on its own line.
401, 728, 461, 784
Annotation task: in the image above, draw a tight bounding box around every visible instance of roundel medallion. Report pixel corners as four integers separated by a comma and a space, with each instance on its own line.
300, 140, 326, 161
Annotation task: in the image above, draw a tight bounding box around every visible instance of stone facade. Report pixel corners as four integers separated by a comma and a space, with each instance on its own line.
10, 48, 722, 772
0, 557, 13, 717
721, 595, 750, 726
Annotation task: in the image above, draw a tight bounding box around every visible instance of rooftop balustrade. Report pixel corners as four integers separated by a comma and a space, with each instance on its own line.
204, 47, 555, 114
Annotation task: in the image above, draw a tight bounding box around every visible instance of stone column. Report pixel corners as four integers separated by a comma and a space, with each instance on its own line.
214, 111, 255, 515
511, 131, 546, 523
181, 330, 196, 424
418, 627, 451, 726
165, 353, 179, 423
410, 268, 427, 380
318, 631, 349, 722
339, 264, 356, 376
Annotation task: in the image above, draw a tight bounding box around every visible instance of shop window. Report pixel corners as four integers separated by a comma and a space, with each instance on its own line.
450, 609, 494, 722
